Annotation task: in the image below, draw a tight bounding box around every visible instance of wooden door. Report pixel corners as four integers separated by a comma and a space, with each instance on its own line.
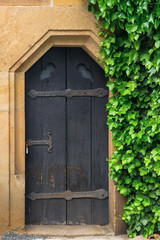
25, 48, 108, 225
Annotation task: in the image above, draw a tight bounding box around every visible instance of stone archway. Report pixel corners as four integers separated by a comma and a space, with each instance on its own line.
8, 30, 126, 234
9, 30, 104, 228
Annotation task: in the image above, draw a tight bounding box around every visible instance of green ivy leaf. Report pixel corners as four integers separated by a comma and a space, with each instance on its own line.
106, 0, 115, 8
142, 197, 151, 207
156, 189, 160, 196
134, 41, 140, 50
136, 193, 144, 202
125, 23, 138, 33
154, 19, 160, 29
127, 81, 137, 91
155, 41, 160, 49
140, 218, 149, 226
89, 0, 97, 3
107, 81, 114, 91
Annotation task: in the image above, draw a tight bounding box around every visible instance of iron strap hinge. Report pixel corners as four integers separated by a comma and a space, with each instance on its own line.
28, 88, 108, 99
26, 189, 109, 201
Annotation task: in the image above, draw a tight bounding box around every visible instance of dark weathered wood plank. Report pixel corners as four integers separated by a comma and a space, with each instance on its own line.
41, 48, 66, 225
25, 58, 43, 224
91, 58, 109, 225
66, 48, 92, 224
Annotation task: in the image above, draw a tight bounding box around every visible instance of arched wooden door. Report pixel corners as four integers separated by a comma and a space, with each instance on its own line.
25, 48, 108, 225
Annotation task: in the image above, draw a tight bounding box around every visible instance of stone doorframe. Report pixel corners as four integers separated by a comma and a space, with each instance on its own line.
8, 30, 126, 234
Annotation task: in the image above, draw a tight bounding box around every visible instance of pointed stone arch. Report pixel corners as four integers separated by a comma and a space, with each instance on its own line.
7, 30, 126, 235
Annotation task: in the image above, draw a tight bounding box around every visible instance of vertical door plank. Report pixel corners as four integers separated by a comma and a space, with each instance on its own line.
67, 48, 92, 224
25, 59, 43, 224
91, 59, 109, 225
41, 48, 66, 225
25, 48, 67, 225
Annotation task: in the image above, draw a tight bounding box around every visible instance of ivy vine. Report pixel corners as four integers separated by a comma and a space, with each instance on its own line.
89, 0, 160, 238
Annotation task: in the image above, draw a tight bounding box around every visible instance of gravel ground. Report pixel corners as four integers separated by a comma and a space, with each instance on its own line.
1, 233, 45, 240
0, 232, 148, 240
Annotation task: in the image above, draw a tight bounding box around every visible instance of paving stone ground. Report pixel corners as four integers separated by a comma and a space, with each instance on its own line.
0, 233, 147, 240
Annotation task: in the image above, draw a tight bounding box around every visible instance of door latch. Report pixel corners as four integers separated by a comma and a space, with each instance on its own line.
25, 132, 53, 153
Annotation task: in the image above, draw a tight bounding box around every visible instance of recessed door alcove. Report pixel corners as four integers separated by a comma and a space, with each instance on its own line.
7, 30, 126, 235
25, 47, 109, 225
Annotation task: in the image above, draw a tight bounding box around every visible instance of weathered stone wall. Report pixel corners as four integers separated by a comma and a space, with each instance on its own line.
0, 0, 126, 235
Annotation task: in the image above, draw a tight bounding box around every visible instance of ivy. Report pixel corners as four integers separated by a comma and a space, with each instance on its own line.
89, 0, 160, 238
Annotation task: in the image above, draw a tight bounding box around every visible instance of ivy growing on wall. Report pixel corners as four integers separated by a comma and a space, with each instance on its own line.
89, 0, 160, 238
